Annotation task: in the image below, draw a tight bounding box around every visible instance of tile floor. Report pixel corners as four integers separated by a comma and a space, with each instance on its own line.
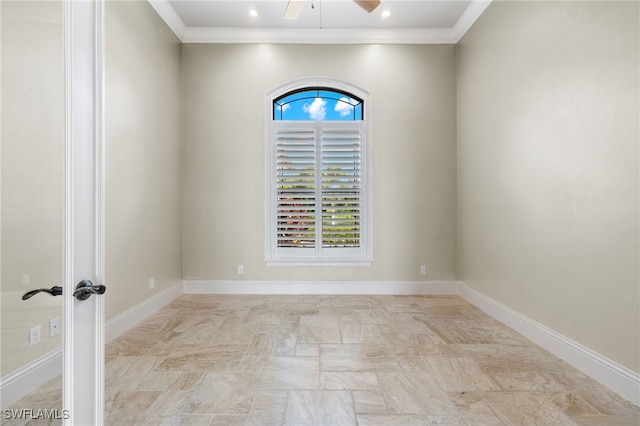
5, 294, 640, 425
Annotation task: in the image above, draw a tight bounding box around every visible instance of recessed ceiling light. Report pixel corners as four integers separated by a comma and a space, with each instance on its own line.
249, 9, 258, 18
381, 10, 391, 18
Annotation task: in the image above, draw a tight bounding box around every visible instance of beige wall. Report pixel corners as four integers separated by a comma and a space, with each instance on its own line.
1, 0, 64, 376
105, 1, 183, 320
182, 44, 457, 282
457, 1, 639, 372
5, 0, 635, 393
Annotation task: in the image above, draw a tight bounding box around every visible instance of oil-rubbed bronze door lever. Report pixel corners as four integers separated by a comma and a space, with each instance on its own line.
23, 280, 106, 301
72, 279, 106, 301
22, 286, 63, 300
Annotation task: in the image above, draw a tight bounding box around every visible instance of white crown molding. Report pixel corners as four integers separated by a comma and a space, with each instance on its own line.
147, 0, 186, 41
148, 0, 491, 44
457, 282, 640, 406
453, 0, 492, 42
182, 26, 458, 44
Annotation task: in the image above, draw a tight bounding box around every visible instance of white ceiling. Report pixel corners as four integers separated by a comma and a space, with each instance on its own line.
149, 0, 492, 43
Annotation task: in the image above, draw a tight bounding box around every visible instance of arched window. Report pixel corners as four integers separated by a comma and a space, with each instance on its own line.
273, 88, 363, 121
265, 79, 372, 266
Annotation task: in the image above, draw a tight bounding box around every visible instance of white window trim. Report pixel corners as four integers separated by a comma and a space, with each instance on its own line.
264, 77, 373, 267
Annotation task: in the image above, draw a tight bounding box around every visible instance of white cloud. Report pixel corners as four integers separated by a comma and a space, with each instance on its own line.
303, 98, 326, 120
334, 97, 355, 117
281, 103, 290, 113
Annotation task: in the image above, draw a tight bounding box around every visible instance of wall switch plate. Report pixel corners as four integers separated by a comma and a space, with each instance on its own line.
420, 265, 427, 275
29, 325, 41, 346
49, 318, 61, 337
149, 278, 155, 290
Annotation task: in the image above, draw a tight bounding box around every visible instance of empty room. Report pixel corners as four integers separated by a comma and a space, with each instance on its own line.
1, 0, 638, 424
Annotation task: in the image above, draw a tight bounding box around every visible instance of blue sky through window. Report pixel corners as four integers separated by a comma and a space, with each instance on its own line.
274, 89, 363, 121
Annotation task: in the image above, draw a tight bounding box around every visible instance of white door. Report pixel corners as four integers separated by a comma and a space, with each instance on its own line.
63, 0, 106, 424
1, 0, 105, 423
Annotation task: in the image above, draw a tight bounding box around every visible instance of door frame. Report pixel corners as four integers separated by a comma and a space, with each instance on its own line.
63, 0, 105, 424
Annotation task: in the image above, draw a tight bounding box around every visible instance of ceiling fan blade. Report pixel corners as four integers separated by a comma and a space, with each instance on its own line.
354, 0, 381, 13
284, 0, 307, 20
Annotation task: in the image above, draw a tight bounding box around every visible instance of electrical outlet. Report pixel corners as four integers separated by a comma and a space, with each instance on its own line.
49, 318, 61, 337
237, 265, 244, 275
29, 325, 41, 346
22, 274, 30, 285
149, 278, 155, 290
420, 265, 427, 275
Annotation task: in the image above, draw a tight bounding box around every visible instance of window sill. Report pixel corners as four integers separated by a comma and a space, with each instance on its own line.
265, 258, 373, 267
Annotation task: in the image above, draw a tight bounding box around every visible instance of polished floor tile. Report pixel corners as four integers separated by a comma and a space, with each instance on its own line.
6, 294, 640, 425
284, 390, 356, 425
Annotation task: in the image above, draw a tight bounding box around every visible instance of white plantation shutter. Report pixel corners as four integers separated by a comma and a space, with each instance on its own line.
321, 126, 361, 249
270, 121, 366, 261
275, 126, 316, 250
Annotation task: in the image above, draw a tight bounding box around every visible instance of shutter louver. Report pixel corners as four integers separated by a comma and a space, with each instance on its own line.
321, 128, 361, 248
275, 128, 316, 248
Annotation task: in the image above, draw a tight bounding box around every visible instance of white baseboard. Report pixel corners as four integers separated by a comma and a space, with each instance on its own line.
105, 282, 183, 343
0, 283, 183, 409
457, 282, 640, 406
4, 280, 636, 409
182, 280, 459, 295
184, 279, 639, 405
0, 348, 62, 409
